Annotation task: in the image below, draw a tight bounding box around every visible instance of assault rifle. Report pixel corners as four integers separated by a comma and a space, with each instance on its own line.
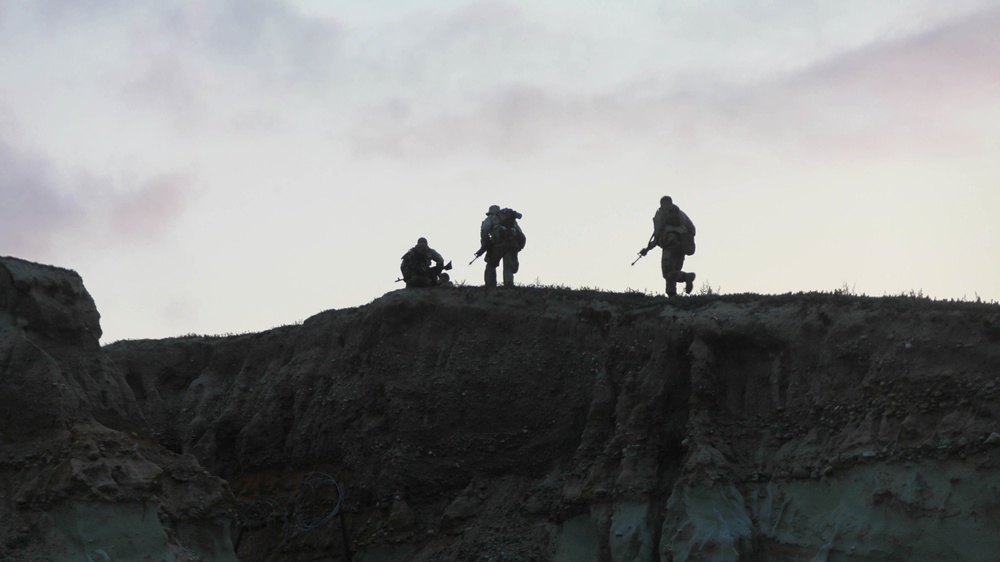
632, 235, 655, 266
396, 261, 453, 284
469, 246, 486, 265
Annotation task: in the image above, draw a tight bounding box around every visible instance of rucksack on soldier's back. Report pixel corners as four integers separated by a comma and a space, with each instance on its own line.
655, 205, 695, 256
499, 208, 520, 227
682, 234, 695, 256
490, 208, 526, 250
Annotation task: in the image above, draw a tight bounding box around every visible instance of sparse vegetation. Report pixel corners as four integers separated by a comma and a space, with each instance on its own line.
526, 278, 573, 291
625, 287, 655, 297
102, 283, 1000, 347
697, 281, 720, 296
834, 282, 859, 296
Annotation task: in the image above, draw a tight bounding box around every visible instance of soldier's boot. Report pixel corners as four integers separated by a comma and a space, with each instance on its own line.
665, 281, 678, 298
665, 272, 679, 297
684, 272, 696, 294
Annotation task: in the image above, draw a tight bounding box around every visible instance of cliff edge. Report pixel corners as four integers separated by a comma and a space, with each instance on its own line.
110, 285, 1000, 561
4, 256, 1000, 561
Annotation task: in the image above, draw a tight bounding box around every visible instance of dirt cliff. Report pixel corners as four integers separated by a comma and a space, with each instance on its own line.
3, 256, 1000, 561
0, 257, 234, 562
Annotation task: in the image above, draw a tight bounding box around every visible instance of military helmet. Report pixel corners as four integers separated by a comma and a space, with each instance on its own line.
417, 237, 428, 245
487, 205, 501, 215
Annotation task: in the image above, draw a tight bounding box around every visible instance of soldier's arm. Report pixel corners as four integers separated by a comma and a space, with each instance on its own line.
650, 211, 664, 240
646, 214, 661, 250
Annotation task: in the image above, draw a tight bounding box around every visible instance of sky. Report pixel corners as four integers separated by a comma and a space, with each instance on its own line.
2, 0, 999, 343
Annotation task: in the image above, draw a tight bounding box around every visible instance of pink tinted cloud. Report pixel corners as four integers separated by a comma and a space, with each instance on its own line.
349, 5, 1000, 164
349, 82, 675, 160
108, 174, 193, 240
157, 0, 344, 82
441, 1, 524, 39
349, 84, 573, 158
800, 8, 1000, 106
26, 0, 131, 29
0, 135, 80, 256
123, 52, 208, 127
753, 7, 1000, 159
121, 1, 346, 125
0, 130, 193, 256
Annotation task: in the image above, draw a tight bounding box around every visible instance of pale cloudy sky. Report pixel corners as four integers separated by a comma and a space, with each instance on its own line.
2, 0, 998, 343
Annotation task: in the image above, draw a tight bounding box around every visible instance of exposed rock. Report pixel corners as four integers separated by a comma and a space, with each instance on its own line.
5, 257, 1000, 561
0, 257, 234, 562
103, 287, 1000, 561
388, 496, 417, 532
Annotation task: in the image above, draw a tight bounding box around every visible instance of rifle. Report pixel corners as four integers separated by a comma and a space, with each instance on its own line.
469, 247, 486, 265
398, 261, 453, 284
632, 235, 655, 266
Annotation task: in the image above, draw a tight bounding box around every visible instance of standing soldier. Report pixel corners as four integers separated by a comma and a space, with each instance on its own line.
639, 196, 696, 297
475, 205, 526, 288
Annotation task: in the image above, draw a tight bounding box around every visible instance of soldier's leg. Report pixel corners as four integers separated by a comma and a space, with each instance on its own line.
406, 275, 431, 288
661, 249, 678, 296
684, 272, 696, 294
502, 251, 518, 287
665, 272, 680, 297
674, 255, 695, 294
484, 250, 500, 288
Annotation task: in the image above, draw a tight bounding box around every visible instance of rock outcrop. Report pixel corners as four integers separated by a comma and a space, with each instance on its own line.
4, 256, 1000, 561
0, 257, 235, 562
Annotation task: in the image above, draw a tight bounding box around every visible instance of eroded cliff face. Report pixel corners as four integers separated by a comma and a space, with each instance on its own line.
4, 256, 1000, 562
104, 286, 1000, 561
0, 257, 235, 562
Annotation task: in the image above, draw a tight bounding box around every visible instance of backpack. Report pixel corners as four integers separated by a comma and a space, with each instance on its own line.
400, 247, 430, 279
682, 235, 696, 256
489, 208, 525, 250
655, 205, 695, 256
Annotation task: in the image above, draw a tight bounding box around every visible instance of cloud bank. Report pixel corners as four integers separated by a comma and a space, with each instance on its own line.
0, 131, 194, 257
